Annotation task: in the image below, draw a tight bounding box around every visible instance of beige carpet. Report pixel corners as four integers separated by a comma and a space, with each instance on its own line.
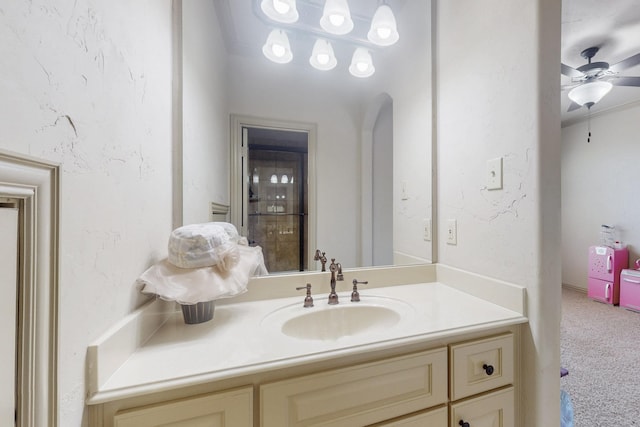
561, 287, 640, 426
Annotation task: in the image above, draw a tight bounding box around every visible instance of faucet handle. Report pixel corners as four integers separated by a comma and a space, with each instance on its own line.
351, 279, 369, 302
296, 284, 314, 308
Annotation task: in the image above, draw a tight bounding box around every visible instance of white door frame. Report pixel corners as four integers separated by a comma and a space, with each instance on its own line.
230, 115, 317, 269
0, 149, 59, 427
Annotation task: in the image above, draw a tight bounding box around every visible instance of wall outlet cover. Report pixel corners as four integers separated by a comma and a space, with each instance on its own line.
447, 219, 457, 245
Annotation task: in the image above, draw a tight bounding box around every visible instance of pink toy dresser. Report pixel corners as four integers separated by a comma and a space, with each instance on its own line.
588, 245, 629, 305
620, 269, 640, 312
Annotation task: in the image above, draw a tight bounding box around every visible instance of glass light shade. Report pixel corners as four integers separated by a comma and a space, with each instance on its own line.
349, 48, 375, 78
252, 168, 259, 184
281, 174, 289, 183
260, 0, 299, 23
320, 0, 354, 35
309, 39, 337, 71
568, 81, 613, 106
262, 29, 293, 64
270, 174, 278, 183
367, 5, 399, 46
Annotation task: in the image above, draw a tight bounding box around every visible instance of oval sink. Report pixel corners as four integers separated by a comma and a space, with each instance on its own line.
282, 305, 401, 341
261, 296, 414, 341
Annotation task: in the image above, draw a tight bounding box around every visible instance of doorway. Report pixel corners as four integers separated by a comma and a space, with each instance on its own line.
0, 200, 19, 426
230, 116, 317, 273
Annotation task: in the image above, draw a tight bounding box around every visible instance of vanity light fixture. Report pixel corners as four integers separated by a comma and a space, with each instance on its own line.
260, 0, 299, 24
349, 47, 375, 78
367, 3, 399, 46
262, 29, 293, 64
320, 0, 354, 35
567, 80, 613, 107
309, 38, 337, 71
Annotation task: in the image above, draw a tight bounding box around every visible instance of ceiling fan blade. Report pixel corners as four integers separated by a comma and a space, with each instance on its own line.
561, 63, 584, 78
567, 101, 582, 112
610, 53, 640, 72
610, 76, 640, 87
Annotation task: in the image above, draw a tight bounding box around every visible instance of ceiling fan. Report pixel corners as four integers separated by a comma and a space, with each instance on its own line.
561, 46, 640, 112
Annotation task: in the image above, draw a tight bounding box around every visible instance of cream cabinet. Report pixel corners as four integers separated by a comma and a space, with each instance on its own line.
260, 348, 448, 427
111, 387, 253, 427
92, 330, 518, 427
449, 333, 515, 427
372, 406, 448, 426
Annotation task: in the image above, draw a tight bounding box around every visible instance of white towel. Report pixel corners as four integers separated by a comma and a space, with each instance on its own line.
138, 244, 268, 304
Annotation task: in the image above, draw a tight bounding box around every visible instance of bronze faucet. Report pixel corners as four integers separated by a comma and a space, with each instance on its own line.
350, 279, 369, 302
314, 249, 327, 271
295, 283, 314, 308
328, 258, 343, 304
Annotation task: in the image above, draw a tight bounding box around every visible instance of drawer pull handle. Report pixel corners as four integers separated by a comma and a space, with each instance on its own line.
483, 364, 495, 375
459, 420, 470, 427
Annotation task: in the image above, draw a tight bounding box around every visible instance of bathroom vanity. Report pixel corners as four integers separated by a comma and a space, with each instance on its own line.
86, 264, 527, 427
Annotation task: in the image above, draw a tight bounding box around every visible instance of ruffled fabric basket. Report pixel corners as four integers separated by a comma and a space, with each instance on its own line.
137, 222, 267, 324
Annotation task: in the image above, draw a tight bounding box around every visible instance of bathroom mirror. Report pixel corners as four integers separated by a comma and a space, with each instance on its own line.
181, 0, 433, 271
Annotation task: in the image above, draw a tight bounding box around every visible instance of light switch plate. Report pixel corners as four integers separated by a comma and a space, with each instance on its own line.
446, 219, 457, 245
487, 157, 503, 190
423, 219, 432, 241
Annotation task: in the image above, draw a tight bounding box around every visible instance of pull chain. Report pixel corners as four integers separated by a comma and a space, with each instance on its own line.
587, 106, 592, 143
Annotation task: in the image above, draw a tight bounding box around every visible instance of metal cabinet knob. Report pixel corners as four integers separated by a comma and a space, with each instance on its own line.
483, 363, 495, 376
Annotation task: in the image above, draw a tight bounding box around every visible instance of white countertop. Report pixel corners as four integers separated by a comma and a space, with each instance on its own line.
87, 278, 527, 404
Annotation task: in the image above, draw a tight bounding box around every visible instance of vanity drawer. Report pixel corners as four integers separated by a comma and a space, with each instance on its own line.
260, 348, 448, 427
371, 405, 448, 426
449, 333, 514, 401
449, 387, 514, 427
112, 386, 253, 427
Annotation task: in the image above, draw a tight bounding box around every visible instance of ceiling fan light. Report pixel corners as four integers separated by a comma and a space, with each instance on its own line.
349, 47, 375, 78
260, 0, 299, 24
309, 39, 337, 71
367, 4, 399, 46
262, 29, 293, 64
320, 0, 354, 35
568, 80, 613, 106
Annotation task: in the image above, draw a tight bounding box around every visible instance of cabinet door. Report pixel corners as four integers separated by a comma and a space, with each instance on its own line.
113, 387, 253, 427
450, 387, 514, 427
373, 406, 447, 426
587, 277, 617, 305
449, 333, 514, 401
261, 348, 448, 427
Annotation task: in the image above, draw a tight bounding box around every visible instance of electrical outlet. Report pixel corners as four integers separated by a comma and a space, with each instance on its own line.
447, 219, 457, 245
487, 157, 503, 190
423, 219, 432, 241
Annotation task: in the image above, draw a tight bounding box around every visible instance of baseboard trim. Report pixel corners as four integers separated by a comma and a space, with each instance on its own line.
562, 283, 586, 294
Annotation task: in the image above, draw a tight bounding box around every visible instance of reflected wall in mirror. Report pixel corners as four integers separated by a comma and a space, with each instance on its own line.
180, 0, 433, 271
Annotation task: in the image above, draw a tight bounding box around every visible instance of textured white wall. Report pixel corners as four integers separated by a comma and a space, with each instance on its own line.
562, 103, 640, 289
0, 1, 173, 425
182, 0, 229, 225
436, 0, 561, 425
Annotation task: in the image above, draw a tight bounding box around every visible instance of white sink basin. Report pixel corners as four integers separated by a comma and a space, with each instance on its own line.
261, 296, 414, 341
